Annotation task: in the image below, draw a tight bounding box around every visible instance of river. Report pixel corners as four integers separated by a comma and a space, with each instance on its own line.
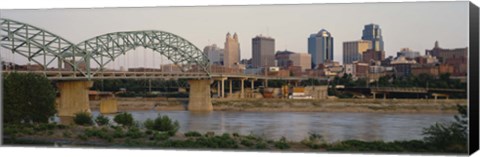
90, 110, 455, 142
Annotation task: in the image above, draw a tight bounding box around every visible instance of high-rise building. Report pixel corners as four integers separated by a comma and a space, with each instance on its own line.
362, 49, 385, 63
361, 24, 384, 51
275, 50, 311, 71
275, 50, 295, 68
397, 48, 420, 59
252, 35, 275, 68
224, 32, 241, 68
343, 40, 372, 64
289, 53, 311, 71
203, 44, 224, 65
308, 29, 334, 68
425, 41, 467, 63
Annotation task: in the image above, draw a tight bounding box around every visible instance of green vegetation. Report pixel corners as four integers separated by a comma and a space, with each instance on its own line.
73, 112, 94, 126
144, 115, 179, 136
95, 115, 110, 126
184, 131, 202, 137
273, 137, 290, 149
422, 104, 467, 153
3, 72, 56, 124
3, 105, 467, 153
114, 112, 134, 127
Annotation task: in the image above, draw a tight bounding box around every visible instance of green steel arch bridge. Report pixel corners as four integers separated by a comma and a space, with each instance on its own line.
0, 18, 211, 79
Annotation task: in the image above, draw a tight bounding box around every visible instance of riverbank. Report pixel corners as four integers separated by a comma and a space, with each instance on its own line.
2, 123, 462, 154
90, 98, 467, 113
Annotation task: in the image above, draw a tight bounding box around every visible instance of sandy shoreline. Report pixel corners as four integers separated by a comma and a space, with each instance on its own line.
90, 98, 466, 114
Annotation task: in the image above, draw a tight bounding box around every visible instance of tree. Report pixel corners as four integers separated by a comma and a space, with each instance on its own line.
95, 115, 110, 126
422, 105, 468, 153
3, 73, 56, 124
144, 115, 179, 136
114, 112, 134, 127
73, 112, 94, 126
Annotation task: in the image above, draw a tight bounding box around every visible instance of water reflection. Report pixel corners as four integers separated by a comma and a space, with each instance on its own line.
89, 111, 454, 142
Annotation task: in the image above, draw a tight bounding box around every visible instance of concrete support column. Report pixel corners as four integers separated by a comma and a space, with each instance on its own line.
229, 79, 233, 97
221, 79, 225, 98
217, 80, 221, 97
188, 79, 213, 112
383, 93, 387, 99
372, 92, 376, 99
264, 79, 269, 88
56, 80, 93, 124
251, 80, 254, 90
100, 97, 118, 114
240, 79, 245, 98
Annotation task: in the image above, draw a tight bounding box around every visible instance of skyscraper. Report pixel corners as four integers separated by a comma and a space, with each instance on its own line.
224, 32, 241, 68
343, 40, 372, 64
361, 24, 384, 51
252, 35, 275, 68
308, 29, 334, 69
203, 44, 224, 65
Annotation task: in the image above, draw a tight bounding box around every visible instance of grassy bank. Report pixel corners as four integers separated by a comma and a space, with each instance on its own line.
2, 123, 464, 154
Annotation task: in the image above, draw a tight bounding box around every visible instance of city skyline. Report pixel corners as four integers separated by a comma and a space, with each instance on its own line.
0, 1, 468, 68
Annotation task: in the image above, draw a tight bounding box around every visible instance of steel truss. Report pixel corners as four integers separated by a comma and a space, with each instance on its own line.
0, 18, 210, 79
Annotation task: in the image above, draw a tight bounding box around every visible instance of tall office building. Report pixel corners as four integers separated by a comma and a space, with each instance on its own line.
224, 32, 241, 68
397, 48, 420, 59
203, 44, 224, 65
252, 35, 275, 68
362, 49, 385, 63
308, 29, 334, 69
361, 24, 384, 51
343, 40, 372, 64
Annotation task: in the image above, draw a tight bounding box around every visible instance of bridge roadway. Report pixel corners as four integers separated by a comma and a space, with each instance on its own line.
1, 70, 326, 81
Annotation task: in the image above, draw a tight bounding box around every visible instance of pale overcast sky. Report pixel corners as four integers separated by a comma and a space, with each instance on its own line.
0, 1, 469, 68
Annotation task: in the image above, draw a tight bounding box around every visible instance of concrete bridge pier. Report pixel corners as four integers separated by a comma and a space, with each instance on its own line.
240, 78, 245, 98
56, 80, 94, 124
188, 79, 213, 112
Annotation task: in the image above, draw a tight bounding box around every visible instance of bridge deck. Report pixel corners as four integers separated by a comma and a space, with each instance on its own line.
1, 70, 322, 81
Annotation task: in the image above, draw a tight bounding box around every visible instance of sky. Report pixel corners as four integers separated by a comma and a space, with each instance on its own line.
0, 1, 469, 69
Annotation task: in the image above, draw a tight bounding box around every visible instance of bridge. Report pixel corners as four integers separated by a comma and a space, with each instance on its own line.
0, 18, 321, 123
339, 87, 466, 99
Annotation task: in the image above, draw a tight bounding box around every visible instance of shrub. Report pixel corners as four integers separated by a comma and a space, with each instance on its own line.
422, 104, 468, 153
274, 137, 290, 150
153, 132, 170, 141
114, 112, 134, 127
78, 134, 88, 141
301, 133, 325, 149
145, 130, 153, 135
255, 141, 268, 149
73, 112, 94, 126
241, 139, 254, 147
63, 131, 72, 138
3, 73, 57, 124
113, 127, 125, 138
148, 115, 179, 136
95, 115, 110, 126
126, 127, 144, 139
143, 119, 154, 130
184, 131, 202, 137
